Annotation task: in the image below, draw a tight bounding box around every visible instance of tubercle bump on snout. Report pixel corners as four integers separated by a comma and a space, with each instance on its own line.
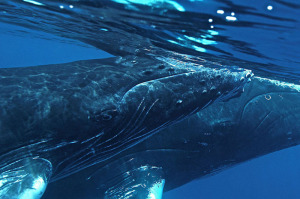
228, 68, 253, 85
210, 69, 253, 103
244, 70, 254, 82
233, 69, 254, 93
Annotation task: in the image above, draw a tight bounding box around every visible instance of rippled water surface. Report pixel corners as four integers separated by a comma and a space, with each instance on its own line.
1, 0, 299, 80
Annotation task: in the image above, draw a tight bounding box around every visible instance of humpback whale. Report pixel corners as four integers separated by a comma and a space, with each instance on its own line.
41, 74, 300, 199
0, 56, 250, 198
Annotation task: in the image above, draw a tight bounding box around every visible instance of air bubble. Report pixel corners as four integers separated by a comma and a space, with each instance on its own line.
176, 99, 183, 104
265, 95, 272, 100
217, 10, 224, 14
267, 5, 273, 10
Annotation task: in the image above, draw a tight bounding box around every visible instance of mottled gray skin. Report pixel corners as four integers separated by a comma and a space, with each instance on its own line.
0, 56, 250, 186
42, 76, 300, 199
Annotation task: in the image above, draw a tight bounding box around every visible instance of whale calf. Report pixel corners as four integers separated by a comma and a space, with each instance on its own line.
0, 56, 251, 198
41, 75, 300, 199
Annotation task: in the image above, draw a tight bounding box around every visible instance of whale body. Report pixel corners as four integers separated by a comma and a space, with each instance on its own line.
41, 76, 300, 199
0, 56, 250, 198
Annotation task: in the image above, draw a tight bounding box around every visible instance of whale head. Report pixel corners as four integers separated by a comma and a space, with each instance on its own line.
90, 67, 253, 162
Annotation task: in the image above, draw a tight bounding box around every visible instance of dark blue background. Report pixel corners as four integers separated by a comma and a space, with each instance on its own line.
1, 22, 300, 199
164, 145, 300, 199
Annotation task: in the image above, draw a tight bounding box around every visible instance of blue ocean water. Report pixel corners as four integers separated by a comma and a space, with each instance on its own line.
0, 0, 300, 198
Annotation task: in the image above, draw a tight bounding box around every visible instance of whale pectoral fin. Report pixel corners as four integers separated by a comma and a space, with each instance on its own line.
102, 165, 165, 199
0, 158, 52, 199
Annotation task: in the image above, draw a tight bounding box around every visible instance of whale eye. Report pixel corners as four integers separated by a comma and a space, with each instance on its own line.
100, 109, 118, 121
143, 70, 153, 76
101, 113, 112, 121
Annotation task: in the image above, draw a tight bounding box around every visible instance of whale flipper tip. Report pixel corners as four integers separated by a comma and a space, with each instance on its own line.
0, 158, 52, 199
